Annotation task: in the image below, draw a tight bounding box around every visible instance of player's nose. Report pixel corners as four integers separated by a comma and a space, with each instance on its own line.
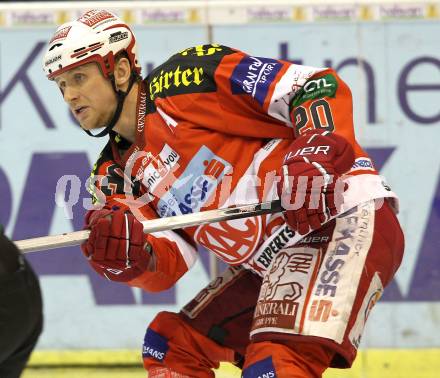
63, 86, 80, 104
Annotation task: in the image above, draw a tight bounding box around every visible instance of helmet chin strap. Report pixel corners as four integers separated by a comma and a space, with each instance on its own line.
84, 71, 138, 138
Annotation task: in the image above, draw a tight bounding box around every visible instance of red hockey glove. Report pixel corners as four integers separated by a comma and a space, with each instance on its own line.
277, 131, 355, 235
81, 207, 153, 282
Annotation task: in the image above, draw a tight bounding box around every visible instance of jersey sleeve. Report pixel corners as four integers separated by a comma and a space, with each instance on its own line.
217, 49, 350, 135
214, 47, 368, 160
150, 44, 363, 152
286, 68, 374, 170
87, 142, 198, 292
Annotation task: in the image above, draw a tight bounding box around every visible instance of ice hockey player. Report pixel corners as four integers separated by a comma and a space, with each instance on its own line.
43, 9, 404, 378
0, 230, 43, 378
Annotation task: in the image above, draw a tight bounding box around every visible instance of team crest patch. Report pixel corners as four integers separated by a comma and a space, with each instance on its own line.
195, 217, 262, 264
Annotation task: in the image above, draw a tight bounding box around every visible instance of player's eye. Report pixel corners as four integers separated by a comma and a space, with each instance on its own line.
73, 73, 85, 84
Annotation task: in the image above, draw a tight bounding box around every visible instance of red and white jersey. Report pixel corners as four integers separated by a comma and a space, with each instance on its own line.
89, 44, 398, 288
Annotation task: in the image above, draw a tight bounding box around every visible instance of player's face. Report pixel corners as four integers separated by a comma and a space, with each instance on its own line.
54, 63, 116, 130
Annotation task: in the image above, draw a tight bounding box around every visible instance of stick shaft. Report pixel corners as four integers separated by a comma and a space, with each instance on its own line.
15, 200, 282, 254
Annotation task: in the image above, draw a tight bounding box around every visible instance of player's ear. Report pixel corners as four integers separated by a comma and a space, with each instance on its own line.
114, 56, 131, 90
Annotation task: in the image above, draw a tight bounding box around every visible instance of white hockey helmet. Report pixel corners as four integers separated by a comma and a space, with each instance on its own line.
43, 9, 141, 80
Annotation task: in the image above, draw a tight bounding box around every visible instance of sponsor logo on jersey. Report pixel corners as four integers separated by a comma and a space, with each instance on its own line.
351, 157, 375, 171
231, 55, 282, 106
78, 10, 115, 28
139, 144, 180, 191
242, 356, 277, 378
149, 65, 205, 101
297, 235, 330, 245
309, 203, 372, 324
291, 73, 338, 106
251, 250, 318, 336
195, 216, 262, 264
148, 46, 234, 102
349, 272, 383, 348
49, 26, 71, 44
314, 237, 352, 299
252, 225, 296, 269
308, 298, 334, 322
179, 44, 224, 57
157, 145, 231, 217
126, 146, 140, 168
137, 90, 147, 132
109, 31, 128, 44
254, 285, 301, 317
142, 328, 169, 362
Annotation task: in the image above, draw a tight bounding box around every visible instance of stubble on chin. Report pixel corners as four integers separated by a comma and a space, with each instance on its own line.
80, 115, 103, 131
